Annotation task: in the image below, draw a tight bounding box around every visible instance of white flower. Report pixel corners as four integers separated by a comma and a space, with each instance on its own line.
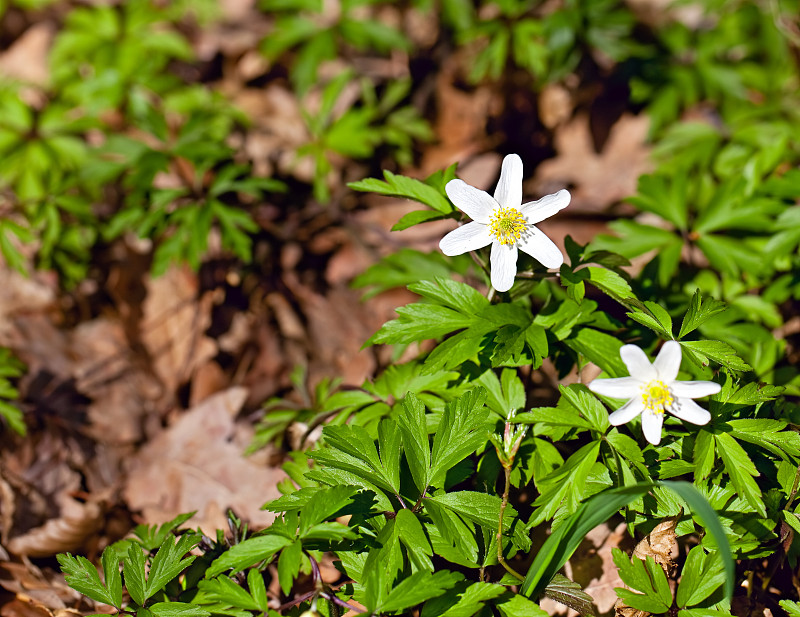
439, 153, 571, 292
587, 341, 720, 446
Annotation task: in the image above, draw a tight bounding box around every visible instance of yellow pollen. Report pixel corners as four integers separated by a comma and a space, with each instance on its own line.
488, 207, 527, 246
641, 380, 674, 415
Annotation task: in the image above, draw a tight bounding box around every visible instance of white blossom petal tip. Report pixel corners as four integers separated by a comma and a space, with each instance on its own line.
592, 342, 719, 445
439, 156, 569, 291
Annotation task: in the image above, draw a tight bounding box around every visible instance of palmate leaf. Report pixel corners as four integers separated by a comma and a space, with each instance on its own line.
678, 290, 728, 339
430, 388, 490, 486
58, 552, 121, 608
613, 550, 672, 613
145, 534, 200, 600
312, 423, 399, 495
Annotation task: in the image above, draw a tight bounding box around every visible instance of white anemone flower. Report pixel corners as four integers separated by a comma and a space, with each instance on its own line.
587, 341, 720, 446
439, 153, 571, 292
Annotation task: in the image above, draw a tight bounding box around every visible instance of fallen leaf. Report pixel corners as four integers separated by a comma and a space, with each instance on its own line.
140, 266, 218, 396
123, 387, 283, 534
531, 113, 652, 213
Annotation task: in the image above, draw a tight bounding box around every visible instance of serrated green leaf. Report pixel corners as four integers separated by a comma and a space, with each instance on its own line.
348, 170, 453, 214
124, 544, 147, 607
676, 546, 726, 607
380, 570, 461, 613
298, 485, 359, 536
101, 547, 123, 608
681, 340, 751, 372
145, 535, 198, 600
420, 581, 505, 617
678, 290, 727, 339
57, 553, 117, 607
713, 432, 765, 516
496, 593, 549, 617
148, 603, 210, 617
398, 392, 432, 494
247, 569, 268, 612
430, 388, 490, 486
206, 535, 292, 578
277, 540, 302, 595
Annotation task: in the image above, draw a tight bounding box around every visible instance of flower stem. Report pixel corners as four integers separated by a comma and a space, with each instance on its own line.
497, 465, 525, 582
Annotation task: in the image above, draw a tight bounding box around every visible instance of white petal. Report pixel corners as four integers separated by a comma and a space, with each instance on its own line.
439, 222, 493, 256
517, 225, 564, 269
653, 340, 682, 382
641, 411, 664, 445
669, 398, 712, 425
588, 377, 642, 398
670, 381, 721, 399
445, 179, 497, 223
493, 154, 523, 208
620, 345, 657, 381
490, 241, 518, 292
608, 397, 645, 425
520, 189, 571, 224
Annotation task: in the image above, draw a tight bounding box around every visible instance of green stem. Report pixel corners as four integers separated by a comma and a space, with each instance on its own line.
497, 465, 524, 582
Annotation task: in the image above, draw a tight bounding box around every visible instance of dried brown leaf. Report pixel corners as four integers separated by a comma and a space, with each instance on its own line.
5, 495, 104, 558
531, 113, 651, 213
123, 387, 282, 534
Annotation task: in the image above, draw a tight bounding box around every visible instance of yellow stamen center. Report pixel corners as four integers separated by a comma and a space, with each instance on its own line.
488, 207, 527, 246
641, 380, 674, 415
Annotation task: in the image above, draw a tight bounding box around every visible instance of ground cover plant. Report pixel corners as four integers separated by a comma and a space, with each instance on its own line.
2, 0, 800, 616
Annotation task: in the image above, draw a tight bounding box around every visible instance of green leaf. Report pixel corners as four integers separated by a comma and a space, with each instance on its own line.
676, 546, 726, 608
420, 581, 505, 617
398, 392, 432, 494
678, 290, 727, 339
396, 509, 433, 571
206, 534, 292, 578
145, 535, 198, 600
298, 485, 359, 536
496, 593, 549, 617
247, 569, 268, 612
392, 209, 446, 231
148, 603, 210, 617
57, 553, 118, 607
313, 424, 399, 495
429, 388, 490, 486
530, 442, 601, 525
712, 432, 765, 516
197, 576, 262, 611
613, 550, 671, 613
564, 328, 627, 377
348, 170, 454, 214
101, 547, 123, 608
124, 544, 146, 606
780, 600, 800, 617
380, 570, 461, 613
558, 384, 609, 432
277, 540, 302, 595
680, 340, 751, 372
428, 491, 528, 550
584, 266, 638, 306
